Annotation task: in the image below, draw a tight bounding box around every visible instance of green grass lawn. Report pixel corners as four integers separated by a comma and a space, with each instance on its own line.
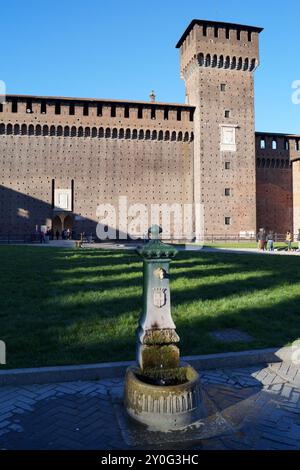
0, 246, 300, 369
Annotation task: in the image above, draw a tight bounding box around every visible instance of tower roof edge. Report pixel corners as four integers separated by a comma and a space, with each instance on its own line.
176, 19, 264, 48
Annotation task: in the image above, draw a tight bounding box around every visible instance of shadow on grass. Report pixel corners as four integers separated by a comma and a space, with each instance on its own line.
0, 246, 300, 368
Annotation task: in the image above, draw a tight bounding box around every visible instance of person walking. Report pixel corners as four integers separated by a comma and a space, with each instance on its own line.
297, 229, 300, 252
266, 230, 274, 252
56, 229, 60, 240
257, 228, 266, 251
286, 230, 293, 252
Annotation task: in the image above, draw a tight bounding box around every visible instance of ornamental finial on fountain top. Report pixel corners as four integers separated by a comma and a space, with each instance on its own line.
136, 225, 178, 259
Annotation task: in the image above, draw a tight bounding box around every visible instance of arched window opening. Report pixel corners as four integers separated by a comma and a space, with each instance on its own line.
13, 124, 20, 135
244, 58, 249, 71
198, 53, 204, 66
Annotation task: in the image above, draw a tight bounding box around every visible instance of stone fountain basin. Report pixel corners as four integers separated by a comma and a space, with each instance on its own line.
124, 364, 206, 431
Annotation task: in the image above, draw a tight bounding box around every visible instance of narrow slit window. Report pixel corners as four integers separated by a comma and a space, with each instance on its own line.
272, 139, 277, 150
225, 217, 231, 225
260, 138, 266, 149
225, 161, 230, 170
124, 105, 130, 118
71, 179, 74, 212
164, 107, 169, 120
51, 179, 55, 209
55, 101, 61, 115
69, 103, 75, 115
12, 100, 18, 113
225, 188, 231, 196
177, 109, 181, 121
83, 103, 89, 116
220, 83, 226, 92
41, 100, 47, 114
26, 100, 33, 113
97, 103, 102, 116
225, 110, 230, 118
137, 106, 143, 119
110, 105, 116, 118
151, 106, 156, 119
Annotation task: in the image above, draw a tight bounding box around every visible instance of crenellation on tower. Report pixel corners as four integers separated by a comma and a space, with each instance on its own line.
177, 20, 262, 82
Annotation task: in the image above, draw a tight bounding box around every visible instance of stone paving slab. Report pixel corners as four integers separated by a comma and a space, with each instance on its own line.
0, 361, 300, 450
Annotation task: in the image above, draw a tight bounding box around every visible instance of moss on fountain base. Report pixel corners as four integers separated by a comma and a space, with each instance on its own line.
139, 344, 180, 370
124, 364, 206, 431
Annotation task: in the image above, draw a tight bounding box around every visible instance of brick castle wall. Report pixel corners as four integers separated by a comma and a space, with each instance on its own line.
0, 97, 194, 238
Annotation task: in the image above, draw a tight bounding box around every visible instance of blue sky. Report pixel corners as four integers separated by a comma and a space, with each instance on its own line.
1, 0, 299, 133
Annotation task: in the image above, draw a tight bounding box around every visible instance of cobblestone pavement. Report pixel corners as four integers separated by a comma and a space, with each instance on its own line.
0, 361, 300, 450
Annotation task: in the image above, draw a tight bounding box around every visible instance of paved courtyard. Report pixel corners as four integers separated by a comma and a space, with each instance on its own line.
0, 360, 300, 450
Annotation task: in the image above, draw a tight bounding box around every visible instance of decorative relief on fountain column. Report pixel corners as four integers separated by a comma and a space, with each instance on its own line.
153, 288, 167, 308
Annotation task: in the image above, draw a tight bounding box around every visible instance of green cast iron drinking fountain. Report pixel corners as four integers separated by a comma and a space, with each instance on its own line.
124, 225, 205, 431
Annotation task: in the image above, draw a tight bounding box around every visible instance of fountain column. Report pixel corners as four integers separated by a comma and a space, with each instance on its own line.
124, 226, 205, 431
136, 225, 180, 382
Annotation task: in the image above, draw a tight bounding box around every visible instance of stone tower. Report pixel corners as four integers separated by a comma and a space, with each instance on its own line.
176, 20, 263, 238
